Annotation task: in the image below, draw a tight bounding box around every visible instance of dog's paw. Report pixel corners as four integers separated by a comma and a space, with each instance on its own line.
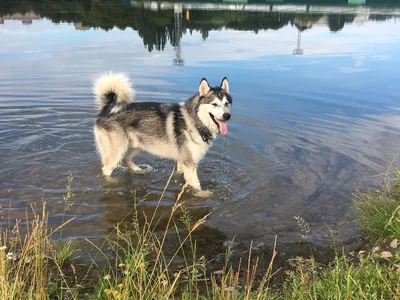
194, 189, 214, 198
104, 175, 119, 184
133, 168, 149, 175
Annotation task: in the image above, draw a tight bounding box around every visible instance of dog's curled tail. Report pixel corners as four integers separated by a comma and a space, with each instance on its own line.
93, 72, 135, 112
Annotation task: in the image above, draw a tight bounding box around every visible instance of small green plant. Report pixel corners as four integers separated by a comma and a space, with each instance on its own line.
353, 168, 400, 241
54, 239, 79, 265
294, 216, 311, 241
53, 170, 78, 265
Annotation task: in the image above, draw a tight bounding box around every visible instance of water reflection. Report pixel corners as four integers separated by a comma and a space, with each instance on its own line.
1, 0, 400, 248
1, 0, 398, 56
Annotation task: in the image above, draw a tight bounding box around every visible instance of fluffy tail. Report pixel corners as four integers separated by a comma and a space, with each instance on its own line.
93, 72, 135, 112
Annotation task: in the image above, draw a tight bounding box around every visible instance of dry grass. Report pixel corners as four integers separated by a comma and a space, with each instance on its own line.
0, 202, 77, 299
0, 203, 50, 299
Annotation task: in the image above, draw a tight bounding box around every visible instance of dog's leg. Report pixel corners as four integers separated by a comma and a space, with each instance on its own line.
125, 149, 148, 175
182, 162, 213, 198
102, 151, 125, 177
96, 129, 128, 177
176, 161, 184, 174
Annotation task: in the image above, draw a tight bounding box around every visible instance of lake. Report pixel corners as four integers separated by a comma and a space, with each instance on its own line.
1, 0, 400, 252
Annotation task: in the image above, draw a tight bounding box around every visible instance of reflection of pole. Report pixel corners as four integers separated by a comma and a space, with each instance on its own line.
173, 4, 184, 66
293, 29, 303, 55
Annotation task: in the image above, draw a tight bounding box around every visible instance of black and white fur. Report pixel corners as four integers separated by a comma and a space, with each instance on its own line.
93, 72, 232, 197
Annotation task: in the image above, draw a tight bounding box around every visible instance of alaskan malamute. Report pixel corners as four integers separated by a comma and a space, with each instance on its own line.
93, 72, 232, 197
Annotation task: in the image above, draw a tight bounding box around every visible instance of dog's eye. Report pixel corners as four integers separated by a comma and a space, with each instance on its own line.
225, 102, 229, 107
212, 103, 218, 107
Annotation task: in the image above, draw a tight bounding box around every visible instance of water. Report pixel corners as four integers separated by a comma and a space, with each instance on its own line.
1, 1, 400, 249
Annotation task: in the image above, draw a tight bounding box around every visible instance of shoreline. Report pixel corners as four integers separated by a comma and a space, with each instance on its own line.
1, 170, 399, 299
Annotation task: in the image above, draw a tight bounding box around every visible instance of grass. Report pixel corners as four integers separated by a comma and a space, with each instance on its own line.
54, 239, 79, 265
0, 167, 400, 299
90, 172, 278, 300
0, 203, 51, 300
353, 168, 400, 241
277, 168, 400, 300
281, 249, 400, 299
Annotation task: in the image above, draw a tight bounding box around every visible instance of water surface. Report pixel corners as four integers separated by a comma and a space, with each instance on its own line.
1, 0, 400, 248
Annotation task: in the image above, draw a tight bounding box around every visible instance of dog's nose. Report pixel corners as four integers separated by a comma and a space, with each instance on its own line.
223, 113, 231, 121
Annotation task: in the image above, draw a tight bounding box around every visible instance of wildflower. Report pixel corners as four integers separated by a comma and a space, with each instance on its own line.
103, 274, 111, 280
70, 264, 76, 275
113, 290, 120, 296
104, 289, 112, 295
126, 264, 131, 269
118, 284, 124, 289
139, 263, 145, 269
119, 263, 125, 268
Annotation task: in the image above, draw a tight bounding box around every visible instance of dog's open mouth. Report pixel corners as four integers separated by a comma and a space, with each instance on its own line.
209, 113, 228, 135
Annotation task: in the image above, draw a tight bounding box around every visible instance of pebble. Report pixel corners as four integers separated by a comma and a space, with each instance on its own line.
380, 251, 393, 259
389, 239, 398, 249
394, 264, 400, 273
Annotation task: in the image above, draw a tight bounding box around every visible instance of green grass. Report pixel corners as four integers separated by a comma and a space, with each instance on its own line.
54, 239, 79, 265
281, 250, 400, 300
353, 168, 400, 241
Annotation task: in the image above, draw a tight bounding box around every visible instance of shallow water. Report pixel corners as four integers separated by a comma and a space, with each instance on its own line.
1, 1, 400, 249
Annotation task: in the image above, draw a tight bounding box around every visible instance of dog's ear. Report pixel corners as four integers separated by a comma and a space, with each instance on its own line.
199, 78, 210, 97
220, 77, 229, 93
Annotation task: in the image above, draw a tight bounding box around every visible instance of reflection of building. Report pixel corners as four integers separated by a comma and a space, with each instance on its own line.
172, 4, 184, 66
74, 22, 90, 30
293, 29, 303, 55
0, 12, 40, 25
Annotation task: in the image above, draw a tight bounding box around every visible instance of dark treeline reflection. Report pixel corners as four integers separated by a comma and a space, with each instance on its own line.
0, 0, 395, 52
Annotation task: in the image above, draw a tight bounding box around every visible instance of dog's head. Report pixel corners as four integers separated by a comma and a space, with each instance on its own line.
196, 77, 232, 136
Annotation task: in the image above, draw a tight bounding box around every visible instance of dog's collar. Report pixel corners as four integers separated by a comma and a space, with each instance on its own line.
197, 126, 213, 144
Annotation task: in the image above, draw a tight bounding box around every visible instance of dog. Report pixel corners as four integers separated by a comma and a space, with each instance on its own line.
93, 72, 232, 197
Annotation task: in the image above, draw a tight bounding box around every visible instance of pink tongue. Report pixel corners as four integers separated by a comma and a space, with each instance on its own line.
217, 120, 228, 135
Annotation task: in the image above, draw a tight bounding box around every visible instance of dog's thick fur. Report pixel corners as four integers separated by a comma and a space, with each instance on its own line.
93, 72, 232, 197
